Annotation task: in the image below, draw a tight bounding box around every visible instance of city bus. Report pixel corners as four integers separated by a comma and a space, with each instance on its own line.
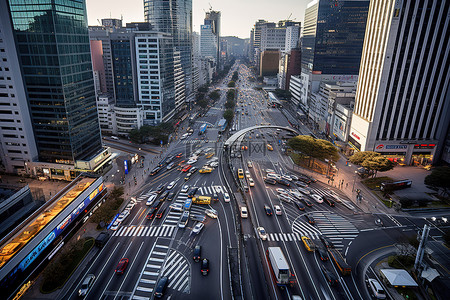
267, 247, 294, 286
328, 248, 351, 275
192, 196, 211, 205
380, 179, 412, 191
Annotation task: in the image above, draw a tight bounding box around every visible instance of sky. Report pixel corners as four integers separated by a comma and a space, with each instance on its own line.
85, 0, 309, 39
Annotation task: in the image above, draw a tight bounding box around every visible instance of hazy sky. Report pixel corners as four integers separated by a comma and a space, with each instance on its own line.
85, 0, 309, 38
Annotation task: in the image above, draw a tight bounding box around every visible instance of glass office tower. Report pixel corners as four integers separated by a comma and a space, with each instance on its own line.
302, 0, 369, 75
7, 0, 102, 164
111, 38, 135, 106
144, 0, 192, 98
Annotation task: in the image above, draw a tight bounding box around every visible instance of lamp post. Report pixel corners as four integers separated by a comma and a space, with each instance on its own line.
352, 170, 358, 192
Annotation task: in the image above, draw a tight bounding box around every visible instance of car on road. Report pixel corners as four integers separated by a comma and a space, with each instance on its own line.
156, 208, 166, 219
201, 258, 210, 275
277, 178, 291, 187
167, 192, 176, 201
188, 186, 199, 197
305, 214, 316, 224
159, 190, 170, 202
169, 203, 183, 212
182, 165, 192, 172
223, 192, 231, 202
180, 133, 189, 140
301, 236, 316, 252
245, 170, 251, 178
276, 188, 288, 194
323, 195, 335, 207
317, 246, 329, 261
166, 162, 175, 170
264, 205, 273, 216
247, 161, 253, 168
257, 227, 267, 240
294, 201, 306, 211
190, 166, 198, 173
321, 265, 338, 286
205, 208, 218, 219
115, 258, 129, 274
297, 187, 310, 195
274, 205, 282, 215
281, 175, 292, 181
154, 276, 168, 298
192, 222, 205, 235
147, 207, 157, 219
117, 210, 130, 223
278, 194, 293, 203
156, 183, 166, 194
146, 194, 158, 206
193, 245, 202, 262
209, 161, 219, 168
187, 158, 197, 165
267, 173, 281, 180
248, 177, 255, 187
181, 185, 189, 193
368, 278, 386, 299
150, 166, 162, 176
240, 206, 248, 218
320, 236, 334, 248
184, 172, 193, 181
295, 181, 308, 188
110, 220, 120, 231
289, 174, 299, 181
264, 178, 277, 185
237, 169, 244, 179
178, 211, 190, 228
166, 181, 176, 190
78, 274, 95, 297
297, 176, 312, 184
310, 194, 323, 204
191, 214, 206, 222
176, 152, 183, 158
199, 166, 213, 173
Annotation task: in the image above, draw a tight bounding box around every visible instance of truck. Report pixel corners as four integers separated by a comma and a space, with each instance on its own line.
267, 247, 293, 286
95, 232, 110, 248
328, 247, 351, 275
218, 118, 227, 133
199, 123, 207, 135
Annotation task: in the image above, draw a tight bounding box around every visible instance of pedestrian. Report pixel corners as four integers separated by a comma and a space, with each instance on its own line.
346, 183, 349, 188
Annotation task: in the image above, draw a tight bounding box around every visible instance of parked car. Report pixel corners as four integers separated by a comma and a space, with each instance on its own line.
115, 258, 129, 274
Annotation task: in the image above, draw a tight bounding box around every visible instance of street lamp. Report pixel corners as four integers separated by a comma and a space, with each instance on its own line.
352, 170, 358, 192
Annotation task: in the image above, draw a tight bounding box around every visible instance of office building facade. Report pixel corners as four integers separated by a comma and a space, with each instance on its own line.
350, 0, 450, 166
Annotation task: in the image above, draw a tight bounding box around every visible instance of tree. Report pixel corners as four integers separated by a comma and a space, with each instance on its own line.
425, 166, 450, 197
209, 90, 220, 101
197, 98, 209, 108
224, 100, 235, 109
349, 151, 394, 177
227, 89, 236, 101
223, 109, 234, 123
228, 81, 235, 87
287, 135, 340, 167
129, 129, 142, 144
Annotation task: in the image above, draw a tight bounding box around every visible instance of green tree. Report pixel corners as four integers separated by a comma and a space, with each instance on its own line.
287, 135, 339, 167
223, 109, 234, 123
425, 166, 450, 197
228, 81, 235, 87
209, 90, 220, 101
349, 151, 394, 177
227, 89, 236, 101
129, 129, 142, 144
197, 98, 209, 108
224, 100, 235, 109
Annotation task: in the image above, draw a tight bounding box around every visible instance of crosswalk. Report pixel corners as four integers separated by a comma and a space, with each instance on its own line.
132, 239, 190, 299
292, 218, 322, 239
312, 211, 359, 250
267, 232, 311, 242
162, 192, 209, 226
112, 225, 175, 237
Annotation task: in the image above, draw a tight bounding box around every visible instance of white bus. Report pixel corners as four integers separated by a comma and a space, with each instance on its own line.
267, 247, 293, 286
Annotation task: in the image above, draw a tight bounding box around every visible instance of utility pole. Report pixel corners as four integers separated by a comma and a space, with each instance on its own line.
414, 224, 430, 272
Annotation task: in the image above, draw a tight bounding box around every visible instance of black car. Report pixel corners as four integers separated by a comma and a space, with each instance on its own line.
302, 198, 314, 207
264, 205, 273, 216
320, 236, 334, 248
317, 246, 329, 261
156, 208, 166, 219
150, 166, 162, 176
212, 192, 219, 201
147, 207, 157, 219
321, 265, 338, 286
154, 276, 168, 298
277, 179, 291, 187
167, 192, 176, 201
298, 176, 312, 184
201, 258, 209, 275
188, 186, 199, 198
323, 195, 335, 207
305, 214, 315, 224
193, 245, 201, 262
160, 190, 170, 201
294, 201, 305, 211
264, 178, 277, 185
295, 180, 308, 188
156, 183, 165, 194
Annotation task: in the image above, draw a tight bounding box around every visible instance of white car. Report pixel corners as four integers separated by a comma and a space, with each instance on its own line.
125, 202, 135, 211
245, 170, 251, 178
311, 194, 323, 203
167, 181, 176, 190
298, 187, 310, 195
267, 173, 281, 180
247, 161, 253, 168
257, 227, 267, 240
278, 194, 292, 203
248, 178, 255, 187
170, 203, 183, 212
289, 174, 299, 181
276, 188, 288, 194
180, 133, 189, 140
205, 208, 218, 219
266, 168, 275, 174
240, 206, 248, 218
192, 222, 205, 234
110, 220, 120, 231
281, 175, 292, 181
116, 210, 130, 223
181, 185, 189, 193
187, 158, 197, 164
209, 161, 219, 168
223, 192, 231, 202
274, 205, 282, 215
146, 194, 157, 206
368, 279, 386, 299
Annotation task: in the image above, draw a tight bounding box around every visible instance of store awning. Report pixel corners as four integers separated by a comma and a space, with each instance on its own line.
421, 268, 440, 282
381, 269, 418, 287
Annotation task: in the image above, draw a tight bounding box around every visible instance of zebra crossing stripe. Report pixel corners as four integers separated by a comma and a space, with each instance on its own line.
136, 226, 145, 236
136, 286, 153, 292
128, 227, 137, 236
141, 227, 149, 236
176, 276, 189, 292
295, 232, 301, 240
170, 265, 189, 289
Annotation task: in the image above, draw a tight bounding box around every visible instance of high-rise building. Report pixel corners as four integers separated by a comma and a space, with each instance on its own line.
350, 0, 450, 166
200, 24, 218, 61
204, 9, 221, 68
6, 0, 103, 165
144, 0, 193, 101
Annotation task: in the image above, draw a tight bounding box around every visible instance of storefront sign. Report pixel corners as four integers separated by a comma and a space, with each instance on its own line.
351, 132, 360, 140
376, 144, 408, 150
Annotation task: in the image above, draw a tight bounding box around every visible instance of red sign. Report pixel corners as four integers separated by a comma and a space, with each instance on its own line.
351, 132, 360, 140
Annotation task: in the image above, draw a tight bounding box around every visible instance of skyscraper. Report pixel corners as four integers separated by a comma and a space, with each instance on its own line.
200, 24, 218, 61
350, 0, 450, 166
204, 9, 221, 67
144, 0, 193, 101
6, 0, 102, 165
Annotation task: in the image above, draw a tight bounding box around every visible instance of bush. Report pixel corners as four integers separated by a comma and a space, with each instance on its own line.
388, 255, 415, 269
91, 186, 124, 225
400, 198, 414, 208
228, 81, 235, 87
